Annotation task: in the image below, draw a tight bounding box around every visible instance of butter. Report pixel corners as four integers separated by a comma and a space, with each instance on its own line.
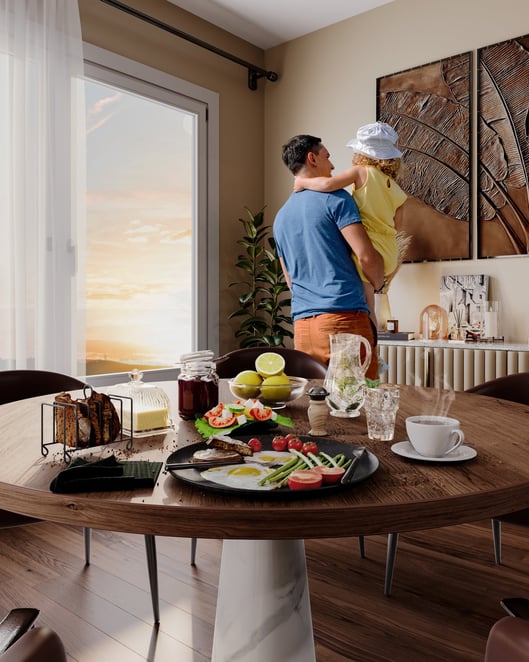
122, 406, 169, 433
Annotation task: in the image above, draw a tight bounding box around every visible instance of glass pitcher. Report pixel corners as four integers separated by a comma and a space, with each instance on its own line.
324, 333, 372, 417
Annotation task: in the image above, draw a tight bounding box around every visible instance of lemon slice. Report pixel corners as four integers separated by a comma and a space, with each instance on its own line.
255, 352, 286, 378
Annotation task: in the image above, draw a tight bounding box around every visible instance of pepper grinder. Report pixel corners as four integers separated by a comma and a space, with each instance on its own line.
307, 386, 329, 436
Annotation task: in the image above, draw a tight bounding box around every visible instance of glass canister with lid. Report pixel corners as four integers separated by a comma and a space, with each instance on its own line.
178, 350, 219, 420
111, 369, 171, 436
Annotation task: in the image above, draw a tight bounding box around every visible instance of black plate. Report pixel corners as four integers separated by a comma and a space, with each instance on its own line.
166, 434, 379, 499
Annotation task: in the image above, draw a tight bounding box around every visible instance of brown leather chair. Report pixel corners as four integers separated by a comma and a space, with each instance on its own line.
485, 617, 529, 661
0, 370, 160, 623
0, 608, 66, 661
216, 347, 328, 379
466, 373, 529, 564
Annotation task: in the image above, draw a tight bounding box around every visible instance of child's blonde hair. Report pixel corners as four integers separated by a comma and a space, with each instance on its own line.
353, 152, 401, 179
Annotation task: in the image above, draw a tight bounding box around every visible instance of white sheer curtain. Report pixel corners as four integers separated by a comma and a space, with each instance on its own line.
0, 0, 84, 374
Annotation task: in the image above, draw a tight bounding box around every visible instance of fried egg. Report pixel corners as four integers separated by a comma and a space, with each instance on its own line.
200, 462, 276, 490
251, 450, 293, 466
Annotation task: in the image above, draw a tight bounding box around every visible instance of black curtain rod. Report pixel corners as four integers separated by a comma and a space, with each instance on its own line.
100, 0, 279, 90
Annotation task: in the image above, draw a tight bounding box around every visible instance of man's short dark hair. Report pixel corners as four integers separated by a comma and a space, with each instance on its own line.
281, 135, 322, 174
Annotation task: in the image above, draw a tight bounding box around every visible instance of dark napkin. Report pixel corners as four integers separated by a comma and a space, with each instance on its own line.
50, 455, 163, 494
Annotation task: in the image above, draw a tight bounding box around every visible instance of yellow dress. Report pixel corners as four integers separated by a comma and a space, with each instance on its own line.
352, 166, 407, 282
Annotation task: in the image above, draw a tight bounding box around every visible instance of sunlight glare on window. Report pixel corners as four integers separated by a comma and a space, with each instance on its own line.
85, 79, 194, 376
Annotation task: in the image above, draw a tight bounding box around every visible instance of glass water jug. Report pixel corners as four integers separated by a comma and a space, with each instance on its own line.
324, 333, 372, 417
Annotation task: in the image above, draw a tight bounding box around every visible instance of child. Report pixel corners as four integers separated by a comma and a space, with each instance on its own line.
294, 122, 408, 321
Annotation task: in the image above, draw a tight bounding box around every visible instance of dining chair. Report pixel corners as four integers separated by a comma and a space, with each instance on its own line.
0, 608, 67, 661
485, 596, 529, 661
215, 346, 328, 379
0, 370, 160, 623
466, 372, 529, 565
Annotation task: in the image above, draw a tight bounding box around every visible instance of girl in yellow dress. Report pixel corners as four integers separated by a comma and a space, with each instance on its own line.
294, 122, 408, 322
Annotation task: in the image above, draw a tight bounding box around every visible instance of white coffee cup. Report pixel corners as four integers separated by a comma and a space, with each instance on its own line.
405, 415, 464, 457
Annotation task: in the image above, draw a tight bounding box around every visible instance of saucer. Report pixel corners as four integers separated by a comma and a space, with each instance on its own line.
391, 441, 477, 463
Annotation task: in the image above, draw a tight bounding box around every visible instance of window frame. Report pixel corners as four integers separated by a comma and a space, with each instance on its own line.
81, 44, 219, 385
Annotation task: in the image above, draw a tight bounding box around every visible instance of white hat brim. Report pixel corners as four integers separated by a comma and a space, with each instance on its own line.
346, 138, 403, 159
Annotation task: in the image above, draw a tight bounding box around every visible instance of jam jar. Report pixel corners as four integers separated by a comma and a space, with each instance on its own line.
178, 351, 219, 420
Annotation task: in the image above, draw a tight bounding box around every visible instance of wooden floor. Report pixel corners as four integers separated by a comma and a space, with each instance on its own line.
1, 519, 528, 661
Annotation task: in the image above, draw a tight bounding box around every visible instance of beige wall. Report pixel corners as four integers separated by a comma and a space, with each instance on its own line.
78, 0, 266, 352
264, 0, 529, 342
79, 0, 529, 350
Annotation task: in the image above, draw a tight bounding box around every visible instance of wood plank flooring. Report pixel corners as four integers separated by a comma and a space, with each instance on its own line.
1, 519, 529, 660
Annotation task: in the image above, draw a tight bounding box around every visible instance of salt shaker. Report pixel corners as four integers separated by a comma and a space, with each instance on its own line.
307, 385, 329, 436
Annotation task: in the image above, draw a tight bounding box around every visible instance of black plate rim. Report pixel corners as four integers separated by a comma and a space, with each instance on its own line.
166, 434, 379, 499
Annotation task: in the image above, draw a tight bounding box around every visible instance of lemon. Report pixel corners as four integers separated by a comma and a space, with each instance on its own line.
231, 370, 262, 399
260, 373, 292, 402
255, 352, 286, 378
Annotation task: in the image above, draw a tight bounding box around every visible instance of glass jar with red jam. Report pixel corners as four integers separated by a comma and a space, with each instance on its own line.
178, 351, 219, 420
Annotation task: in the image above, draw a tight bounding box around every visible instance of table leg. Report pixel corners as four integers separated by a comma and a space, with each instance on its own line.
212, 539, 316, 662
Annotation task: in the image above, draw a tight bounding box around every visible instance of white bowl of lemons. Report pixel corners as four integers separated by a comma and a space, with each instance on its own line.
228, 352, 308, 409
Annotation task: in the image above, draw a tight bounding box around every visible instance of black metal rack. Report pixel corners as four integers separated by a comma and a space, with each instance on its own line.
41, 392, 134, 463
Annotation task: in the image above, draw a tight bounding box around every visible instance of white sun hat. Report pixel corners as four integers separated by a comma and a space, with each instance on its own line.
346, 122, 402, 159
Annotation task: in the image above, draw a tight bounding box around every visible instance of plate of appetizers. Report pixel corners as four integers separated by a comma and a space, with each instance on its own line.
165, 432, 379, 498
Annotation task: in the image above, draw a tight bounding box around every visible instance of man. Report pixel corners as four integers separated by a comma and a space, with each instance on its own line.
273, 134, 385, 379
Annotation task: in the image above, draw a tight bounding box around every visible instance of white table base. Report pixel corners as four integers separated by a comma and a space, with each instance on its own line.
212, 539, 316, 662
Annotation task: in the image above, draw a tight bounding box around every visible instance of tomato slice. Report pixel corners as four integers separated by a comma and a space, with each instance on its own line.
313, 465, 345, 485
204, 403, 225, 420
248, 407, 273, 422
287, 469, 323, 490
208, 414, 237, 428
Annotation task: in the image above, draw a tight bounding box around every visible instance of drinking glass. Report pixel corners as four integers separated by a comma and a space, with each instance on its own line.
363, 384, 400, 441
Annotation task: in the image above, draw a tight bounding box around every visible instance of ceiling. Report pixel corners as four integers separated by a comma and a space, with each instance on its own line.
166, 0, 394, 49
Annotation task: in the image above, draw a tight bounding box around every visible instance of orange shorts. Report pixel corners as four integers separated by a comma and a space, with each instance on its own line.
294, 311, 379, 380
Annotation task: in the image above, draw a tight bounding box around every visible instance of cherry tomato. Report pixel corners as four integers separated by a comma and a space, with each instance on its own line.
313, 465, 345, 485
302, 441, 319, 456
208, 414, 237, 428
247, 437, 262, 452
287, 469, 323, 490
287, 437, 303, 451
284, 433, 299, 442
248, 407, 273, 422
271, 435, 288, 452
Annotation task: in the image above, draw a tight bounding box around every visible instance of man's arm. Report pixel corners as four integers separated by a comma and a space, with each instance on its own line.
341, 223, 384, 291
279, 256, 291, 289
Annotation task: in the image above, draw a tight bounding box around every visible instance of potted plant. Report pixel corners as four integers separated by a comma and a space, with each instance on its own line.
229, 207, 293, 347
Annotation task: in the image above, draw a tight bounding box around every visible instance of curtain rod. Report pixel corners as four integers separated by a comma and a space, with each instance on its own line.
100, 0, 279, 90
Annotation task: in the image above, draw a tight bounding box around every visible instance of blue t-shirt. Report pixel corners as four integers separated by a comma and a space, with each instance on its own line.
273, 189, 369, 321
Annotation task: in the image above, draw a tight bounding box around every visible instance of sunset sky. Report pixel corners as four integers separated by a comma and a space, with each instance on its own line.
85, 79, 195, 365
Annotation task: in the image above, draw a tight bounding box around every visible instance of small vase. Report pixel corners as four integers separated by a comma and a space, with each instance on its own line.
375, 293, 392, 332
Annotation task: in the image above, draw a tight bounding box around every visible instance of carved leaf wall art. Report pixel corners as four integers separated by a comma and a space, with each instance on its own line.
377, 52, 472, 262
478, 34, 529, 257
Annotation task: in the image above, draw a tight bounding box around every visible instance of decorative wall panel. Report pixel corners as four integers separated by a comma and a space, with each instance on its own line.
377, 52, 472, 262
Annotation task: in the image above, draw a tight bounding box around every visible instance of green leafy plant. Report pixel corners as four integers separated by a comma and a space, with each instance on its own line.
229, 207, 293, 348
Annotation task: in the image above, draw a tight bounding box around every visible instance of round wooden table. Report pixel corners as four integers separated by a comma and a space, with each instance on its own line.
1, 382, 528, 661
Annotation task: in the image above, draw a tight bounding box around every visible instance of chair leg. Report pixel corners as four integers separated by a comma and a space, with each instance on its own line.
358, 535, 366, 558
190, 537, 197, 566
144, 535, 160, 624
384, 532, 399, 597
83, 528, 91, 565
492, 519, 502, 565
